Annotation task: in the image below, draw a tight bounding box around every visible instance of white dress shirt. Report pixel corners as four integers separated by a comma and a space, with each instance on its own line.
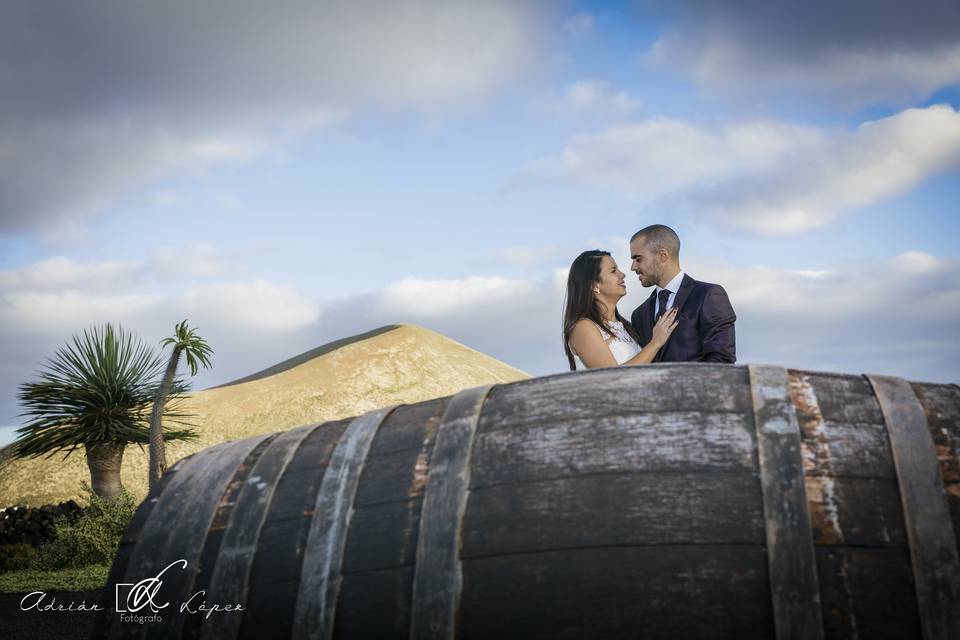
654, 270, 685, 316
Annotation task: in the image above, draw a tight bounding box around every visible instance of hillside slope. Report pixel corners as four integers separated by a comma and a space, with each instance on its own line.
0, 324, 528, 505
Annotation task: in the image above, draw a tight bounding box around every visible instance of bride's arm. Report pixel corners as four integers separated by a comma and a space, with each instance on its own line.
568, 320, 619, 369
569, 310, 679, 368
622, 307, 679, 365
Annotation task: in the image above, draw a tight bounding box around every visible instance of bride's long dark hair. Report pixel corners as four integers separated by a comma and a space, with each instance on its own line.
563, 250, 641, 371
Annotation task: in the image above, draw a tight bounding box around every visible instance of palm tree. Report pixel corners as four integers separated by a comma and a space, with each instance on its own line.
12, 324, 195, 499
148, 320, 213, 490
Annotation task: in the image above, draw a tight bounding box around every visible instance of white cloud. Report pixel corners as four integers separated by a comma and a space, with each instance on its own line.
380, 277, 536, 316
528, 104, 960, 234
685, 252, 960, 321
0, 257, 144, 292
528, 116, 820, 198
550, 80, 640, 118
1, 1, 553, 234
1, 291, 164, 334
704, 105, 960, 234
176, 280, 321, 332
497, 245, 563, 267
0, 254, 318, 336
150, 244, 234, 279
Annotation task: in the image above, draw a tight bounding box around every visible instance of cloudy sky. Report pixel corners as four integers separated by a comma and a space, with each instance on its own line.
2, 0, 959, 445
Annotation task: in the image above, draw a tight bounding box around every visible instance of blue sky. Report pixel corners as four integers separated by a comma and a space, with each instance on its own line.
2, 0, 959, 445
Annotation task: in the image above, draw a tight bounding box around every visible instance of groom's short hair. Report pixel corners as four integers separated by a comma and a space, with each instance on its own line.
631, 224, 680, 259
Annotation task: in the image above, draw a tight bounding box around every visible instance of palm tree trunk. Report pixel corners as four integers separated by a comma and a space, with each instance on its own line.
85, 442, 125, 499
148, 348, 181, 490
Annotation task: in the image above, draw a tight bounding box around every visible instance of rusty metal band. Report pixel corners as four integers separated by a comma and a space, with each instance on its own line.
409, 385, 493, 640
867, 374, 960, 640
292, 405, 396, 640
748, 365, 824, 640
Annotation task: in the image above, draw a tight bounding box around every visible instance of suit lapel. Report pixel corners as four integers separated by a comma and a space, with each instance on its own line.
638, 289, 656, 344
671, 274, 695, 316
657, 274, 695, 360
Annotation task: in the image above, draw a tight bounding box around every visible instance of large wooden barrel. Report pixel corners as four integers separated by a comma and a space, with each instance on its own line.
93, 364, 960, 639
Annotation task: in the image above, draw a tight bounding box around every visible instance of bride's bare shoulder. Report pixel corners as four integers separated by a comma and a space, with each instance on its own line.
570, 318, 603, 340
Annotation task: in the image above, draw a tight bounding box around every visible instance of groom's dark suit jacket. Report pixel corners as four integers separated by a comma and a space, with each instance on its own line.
630, 274, 737, 363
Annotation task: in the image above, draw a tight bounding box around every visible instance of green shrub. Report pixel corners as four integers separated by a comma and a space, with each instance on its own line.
32, 483, 137, 570
0, 543, 38, 572
0, 564, 109, 593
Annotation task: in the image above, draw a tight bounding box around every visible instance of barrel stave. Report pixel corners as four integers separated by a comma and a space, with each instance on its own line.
458, 546, 774, 640
335, 566, 415, 639
792, 371, 886, 424
790, 370, 895, 478
790, 370, 936, 639
476, 365, 753, 434
328, 401, 451, 639
462, 472, 765, 557
815, 547, 921, 639
238, 419, 349, 640
182, 433, 284, 639
342, 497, 422, 572
367, 398, 447, 456
804, 476, 907, 546
471, 412, 757, 489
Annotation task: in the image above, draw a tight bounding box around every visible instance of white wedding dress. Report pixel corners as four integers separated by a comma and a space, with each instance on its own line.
572, 320, 641, 370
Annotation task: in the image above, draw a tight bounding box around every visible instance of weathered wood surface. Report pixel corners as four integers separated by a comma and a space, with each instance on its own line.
342, 496, 423, 573
240, 419, 349, 640
410, 385, 492, 640
816, 547, 922, 639
790, 371, 896, 479
336, 567, 415, 640
293, 407, 395, 640
368, 398, 446, 457
868, 375, 960, 640
109, 434, 271, 640
462, 472, 765, 555
471, 411, 757, 488
804, 476, 907, 546
201, 424, 317, 640
95, 364, 960, 640
182, 434, 280, 640
459, 546, 774, 640
750, 365, 823, 640
476, 365, 752, 434
151, 435, 277, 640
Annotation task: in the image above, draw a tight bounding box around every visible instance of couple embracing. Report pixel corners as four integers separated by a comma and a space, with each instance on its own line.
563, 224, 737, 370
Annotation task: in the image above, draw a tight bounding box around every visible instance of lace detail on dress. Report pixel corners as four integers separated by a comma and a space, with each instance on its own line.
605, 321, 635, 347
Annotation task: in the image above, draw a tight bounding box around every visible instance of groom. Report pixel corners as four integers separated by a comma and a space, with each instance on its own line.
629, 224, 736, 363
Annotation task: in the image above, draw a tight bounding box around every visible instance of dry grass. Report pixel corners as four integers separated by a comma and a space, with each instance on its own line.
0, 325, 528, 505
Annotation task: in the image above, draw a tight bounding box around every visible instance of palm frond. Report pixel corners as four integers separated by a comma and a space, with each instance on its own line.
159, 319, 214, 376
11, 323, 198, 460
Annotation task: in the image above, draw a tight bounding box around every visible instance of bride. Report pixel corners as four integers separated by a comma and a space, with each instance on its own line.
563, 249, 678, 370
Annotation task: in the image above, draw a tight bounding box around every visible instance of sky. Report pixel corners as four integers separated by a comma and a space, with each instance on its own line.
2, 0, 959, 446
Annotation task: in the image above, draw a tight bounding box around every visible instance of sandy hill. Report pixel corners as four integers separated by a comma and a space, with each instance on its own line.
0, 324, 529, 505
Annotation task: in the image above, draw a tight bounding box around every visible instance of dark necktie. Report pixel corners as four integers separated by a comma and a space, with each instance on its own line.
656, 289, 671, 321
